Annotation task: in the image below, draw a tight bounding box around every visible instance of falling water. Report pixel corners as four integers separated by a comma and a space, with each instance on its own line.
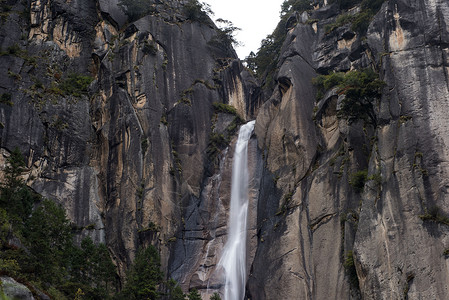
218, 120, 255, 300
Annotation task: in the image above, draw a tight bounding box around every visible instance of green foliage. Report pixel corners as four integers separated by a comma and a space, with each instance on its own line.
312, 72, 344, 91
212, 102, 237, 115
326, 0, 385, 35
350, 10, 373, 34
419, 206, 449, 226
0, 150, 117, 298
187, 289, 201, 300
209, 133, 229, 149
58, 73, 93, 97
338, 69, 383, 125
245, 15, 289, 90
343, 250, 359, 287
120, 245, 164, 299
280, 0, 311, 16
0, 93, 12, 106
142, 41, 158, 56
183, 0, 213, 24
165, 278, 185, 300
0, 258, 20, 277
349, 170, 368, 193
314, 69, 383, 126
6, 44, 23, 56
0, 209, 10, 246
0, 148, 37, 226
141, 138, 149, 154
245, 0, 312, 90
208, 19, 240, 55
69, 237, 117, 296
210, 292, 222, 300
118, 0, 156, 22
24, 199, 73, 284
324, 13, 354, 33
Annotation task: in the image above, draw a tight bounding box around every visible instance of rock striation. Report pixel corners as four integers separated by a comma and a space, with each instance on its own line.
1, 0, 449, 299
247, 0, 449, 299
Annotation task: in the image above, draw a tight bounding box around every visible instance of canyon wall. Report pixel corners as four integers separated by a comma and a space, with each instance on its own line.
1, 0, 449, 299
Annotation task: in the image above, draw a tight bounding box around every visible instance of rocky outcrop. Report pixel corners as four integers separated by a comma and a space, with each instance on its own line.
0, 276, 35, 300
247, 0, 449, 299
0, 0, 260, 285
2, 0, 449, 298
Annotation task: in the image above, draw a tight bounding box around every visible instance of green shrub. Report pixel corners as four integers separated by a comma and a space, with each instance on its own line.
142, 41, 157, 56
212, 102, 237, 115
210, 292, 222, 300
184, 0, 212, 24
338, 69, 384, 125
165, 278, 185, 300
329, 0, 362, 9
59, 73, 93, 97
208, 19, 240, 55
188, 289, 202, 300
419, 206, 449, 226
351, 10, 373, 34
350, 170, 368, 193
24, 199, 73, 284
343, 250, 359, 287
326, 0, 385, 34
0, 148, 37, 226
120, 245, 164, 299
312, 72, 345, 91
0, 93, 12, 106
314, 69, 383, 125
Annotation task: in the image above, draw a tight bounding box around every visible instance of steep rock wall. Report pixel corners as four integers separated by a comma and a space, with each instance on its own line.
248, 0, 449, 299
0, 0, 261, 284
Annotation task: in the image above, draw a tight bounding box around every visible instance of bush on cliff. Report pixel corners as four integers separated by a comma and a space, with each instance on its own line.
313, 68, 384, 126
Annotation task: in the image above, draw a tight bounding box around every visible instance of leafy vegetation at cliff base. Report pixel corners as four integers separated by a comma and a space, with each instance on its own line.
0, 148, 117, 299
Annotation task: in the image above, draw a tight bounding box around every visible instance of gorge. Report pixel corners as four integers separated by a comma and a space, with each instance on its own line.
1, 0, 449, 299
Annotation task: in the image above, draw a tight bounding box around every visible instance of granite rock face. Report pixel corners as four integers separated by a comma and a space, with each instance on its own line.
248, 0, 449, 299
0, 0, 260, 285
1, 0, 449, 299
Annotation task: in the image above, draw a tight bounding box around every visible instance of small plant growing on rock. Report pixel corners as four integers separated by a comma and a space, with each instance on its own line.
59, 73, 93, 97
419, 206, 449, 226
313, 69, 384, 126
0, 93, 13, 106
349, 170, 368, 193
343, 250, 359, 287
184, 0, 213, 24
212, 102, 237, 115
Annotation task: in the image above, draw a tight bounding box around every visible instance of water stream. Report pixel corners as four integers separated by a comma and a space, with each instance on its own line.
218, 120, 255, 300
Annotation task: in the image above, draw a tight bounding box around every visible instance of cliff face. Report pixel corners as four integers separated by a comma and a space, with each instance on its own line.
0, 0, 260, 282
248, 0, 449, 299
2, 0, 449, 299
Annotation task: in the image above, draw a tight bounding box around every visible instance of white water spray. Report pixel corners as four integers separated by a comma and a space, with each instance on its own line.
218, 120, 255, 300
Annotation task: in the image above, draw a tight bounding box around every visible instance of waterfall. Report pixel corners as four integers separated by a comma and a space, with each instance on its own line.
218, 120, 255, 300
